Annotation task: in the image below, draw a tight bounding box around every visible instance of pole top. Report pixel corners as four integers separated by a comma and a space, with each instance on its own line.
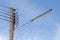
10, 8, 15, 11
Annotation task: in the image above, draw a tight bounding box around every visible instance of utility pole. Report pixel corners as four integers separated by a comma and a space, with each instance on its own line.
0, 4, 53, 40
0, 5, 52, 40
9, 8, 15, 40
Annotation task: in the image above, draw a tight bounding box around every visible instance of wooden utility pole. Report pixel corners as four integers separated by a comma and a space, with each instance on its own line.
9, 8, 52, 40
9, 8, 15, 40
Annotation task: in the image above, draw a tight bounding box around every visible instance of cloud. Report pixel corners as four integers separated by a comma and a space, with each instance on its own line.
0, 34, 8, 40
0, 36, 2, 40
16, 32, 41, 40
55, 24, 60, 40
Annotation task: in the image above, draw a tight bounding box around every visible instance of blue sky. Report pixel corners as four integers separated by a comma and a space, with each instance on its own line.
0, 0, 60, 40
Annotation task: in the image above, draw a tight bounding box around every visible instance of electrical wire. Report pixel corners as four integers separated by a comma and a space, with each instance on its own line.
0, 17, 10, 22
0, 11, 16, 17
0, 11, 19, 22
0, 14, 16, 20
0, 11, 9, 16
15, 21, 31, 30
0, 5, 10, 9
0, 9, 9, 13
0, 15, 10, 19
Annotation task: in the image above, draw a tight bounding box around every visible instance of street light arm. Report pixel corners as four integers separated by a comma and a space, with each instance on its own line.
31, 9, 52, 21
15, 9, 53, 30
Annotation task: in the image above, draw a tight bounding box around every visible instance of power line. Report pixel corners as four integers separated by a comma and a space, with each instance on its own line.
0, 17, 10, 22
0, 4, 10, 9
0, 11, 9, 16
0, 15, 10, 19
0, 9, 9, 13
0, 11, 19, 26
0, 14, 18, 20
0, 15, 18, 23
15, 21, 31, 30
0, 11, 18, 17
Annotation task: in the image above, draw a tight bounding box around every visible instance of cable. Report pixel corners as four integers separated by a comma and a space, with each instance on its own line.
0, 15, 10, 19
0, 17, 10, 22
0, 11, 9, 16
0, 14, 14, 20
0, 11, 15, 17
0, 17, 13, 22
0, 9, 9, 13
0, 11, 19, 22
14, 21, 31, 30
0, 5, 10, 9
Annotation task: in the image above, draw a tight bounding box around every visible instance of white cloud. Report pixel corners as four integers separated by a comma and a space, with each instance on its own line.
55, 24, 60, 40
0, 36, 2, 40
0, 35, 8, 40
